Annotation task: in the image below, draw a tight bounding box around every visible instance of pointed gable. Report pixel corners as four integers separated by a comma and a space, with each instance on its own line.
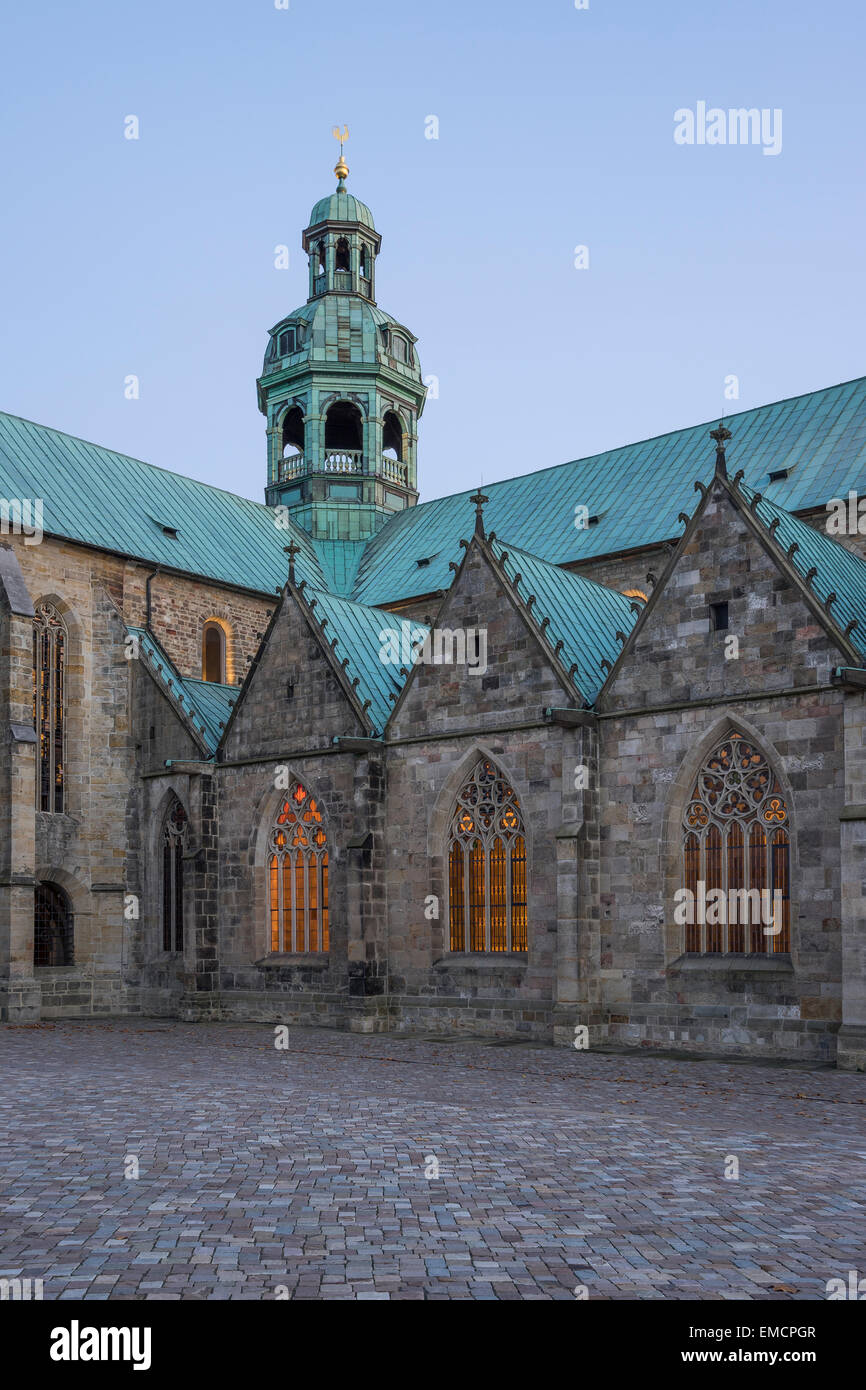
599, 474, 859, 713
219, 585, 368, 760
388, 537, 575, 740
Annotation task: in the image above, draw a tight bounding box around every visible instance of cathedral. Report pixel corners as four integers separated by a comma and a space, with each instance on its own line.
2, 154, 866, 1070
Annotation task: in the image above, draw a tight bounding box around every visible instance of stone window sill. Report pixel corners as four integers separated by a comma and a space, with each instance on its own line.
434, 953, 528, 969
669, 952, 793, 974
255, 953, 331, 969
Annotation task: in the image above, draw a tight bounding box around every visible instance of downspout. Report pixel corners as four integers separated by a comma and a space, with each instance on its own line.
145, 565, 161, 635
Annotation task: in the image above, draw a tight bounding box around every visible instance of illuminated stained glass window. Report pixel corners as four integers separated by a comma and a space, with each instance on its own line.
162, 799, 187, 953
33, 602, 65, 812
682, 733, 790, 954
268, 783, 329, 953
448, 760, 527, 953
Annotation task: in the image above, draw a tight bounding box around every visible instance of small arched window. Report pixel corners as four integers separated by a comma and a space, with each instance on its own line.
34, 881, 73, 967
268, 783, 329, 953
682, 732, 790, 954
162, 799, 188, 953
359, 244, 369, 278
391, 334, 408, 363
33, 602, 66, 812
335, 237, 351, 272
202, 622, 226, 683
448, 760, 527, 953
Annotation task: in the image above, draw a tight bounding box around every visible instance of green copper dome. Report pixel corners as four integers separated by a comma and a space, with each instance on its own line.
308, 192, 375, 230
263, 297, 420, 374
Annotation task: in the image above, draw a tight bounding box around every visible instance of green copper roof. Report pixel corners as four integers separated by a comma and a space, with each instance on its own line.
263, 296, 420, 374
737, 481, 866, 658
311, 539, 368, 596
129, 627, 238, 754
489, 540, 639, 704
308, 192, 375, 230
352, 376, 866, 607
6, 376, 866, 620
0, 412, 325, 595
300, 587, 427, 734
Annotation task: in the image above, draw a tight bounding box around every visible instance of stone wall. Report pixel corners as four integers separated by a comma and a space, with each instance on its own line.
382, 541, 575, 1038
594, 481, 846, 1060
0, 532, 274, 1019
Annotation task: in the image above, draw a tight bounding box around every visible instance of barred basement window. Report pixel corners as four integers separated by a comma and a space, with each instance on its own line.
682, 733, 790, 954
34, 882, 73, 967
162, 799, 188, 953
33, 602, 66, 812
448, 759, 527, 952
268, 783, 329, 952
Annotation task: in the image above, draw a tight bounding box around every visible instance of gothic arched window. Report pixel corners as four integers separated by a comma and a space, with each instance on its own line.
162, 799, 188, 953
34, 881, 73, 966
268, 783, 329, 953
682, 733, 790, 954
448, 759, 527, 953
335, 237, 350, 271
33, 602, 66, 813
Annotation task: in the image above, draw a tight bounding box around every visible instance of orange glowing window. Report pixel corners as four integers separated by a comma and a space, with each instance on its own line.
681, 733, 790, 954
268, 783, 330, 953
447, 759, 527, 954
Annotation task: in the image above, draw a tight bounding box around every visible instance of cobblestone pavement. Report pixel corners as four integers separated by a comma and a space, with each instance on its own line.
0, 1021, 864, 1300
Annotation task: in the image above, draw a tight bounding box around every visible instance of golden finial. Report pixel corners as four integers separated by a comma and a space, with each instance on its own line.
332, 125, 349, 190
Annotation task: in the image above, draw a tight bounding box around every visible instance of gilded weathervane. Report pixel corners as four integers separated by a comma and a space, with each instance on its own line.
333, 124, 349, 190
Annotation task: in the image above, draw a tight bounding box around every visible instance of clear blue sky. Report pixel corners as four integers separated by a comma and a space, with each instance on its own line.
1, 0, 864, 504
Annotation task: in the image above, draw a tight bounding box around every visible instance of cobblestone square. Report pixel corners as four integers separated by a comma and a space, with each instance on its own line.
0, 1021, 863, 1301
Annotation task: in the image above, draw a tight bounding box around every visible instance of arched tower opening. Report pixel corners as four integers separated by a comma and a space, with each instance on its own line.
324, 401, 363, 467
281, 406, 305, 459
382, 410, 404, 461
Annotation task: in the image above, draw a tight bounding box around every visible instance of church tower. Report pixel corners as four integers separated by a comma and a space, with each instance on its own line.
258, 140, 427, 540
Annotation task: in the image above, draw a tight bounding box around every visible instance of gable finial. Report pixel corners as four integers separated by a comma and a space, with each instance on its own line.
710, 420, 732, 478
283, 540, 301, 585
470, 488, 489, 538
332, 125, 349, 191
